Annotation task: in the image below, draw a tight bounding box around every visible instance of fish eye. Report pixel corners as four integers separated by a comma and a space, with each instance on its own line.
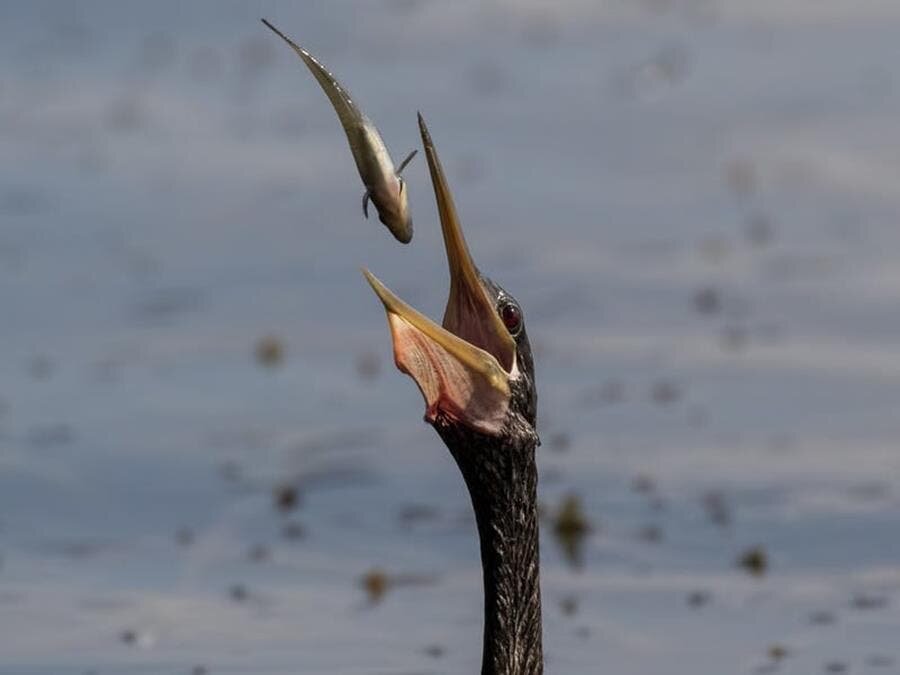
499, 300, 523, 336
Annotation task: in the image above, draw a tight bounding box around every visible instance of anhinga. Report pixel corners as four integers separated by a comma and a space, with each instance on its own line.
364, 114, 542, 675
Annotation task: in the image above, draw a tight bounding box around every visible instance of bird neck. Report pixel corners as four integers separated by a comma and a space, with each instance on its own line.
445, 429, 543, 675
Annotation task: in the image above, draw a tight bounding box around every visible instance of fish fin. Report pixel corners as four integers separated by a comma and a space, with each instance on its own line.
362, 190, 371, 218
396, 149, 418, 176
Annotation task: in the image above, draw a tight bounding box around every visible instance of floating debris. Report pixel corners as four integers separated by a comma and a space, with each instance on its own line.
355, 351, 381, 381
41, 538, 113, 560
219, 460, 243, 483
650, 380, 681, 406
133, 287, 204, 324
737, 546, 768, 577
617, 42, 691, 99
702, 491, 732, 527
273, 484, 300, 513
191, 666, 209, 675
359, 568, 436, 604
851, 592, 889, 611
228, 584, 249, 603
27, 423, 75, 449
686, 590, 711, 609
28, 355, 55, 380
745, 212, 774, 247
637, 524, 663, 543
361, 568, 390, 604
631, 473, 657, 495
720, 325, 749, 352
423, 644, 445, 659
106, 94, 146, 134
693, 287, 721, 315
174, 528, 194, 547
255, 335, 285, 368
847, 481, 891, 502
248, 544, 270, 563
397, 503, 440, 528
809, 610, 837, 626
560, 595, 578, 617
768, 644, 789, 661
119, 628, 155, 649
651, 43, 691, 83
547, 431, 571, 453
553, 494, 592, 567
865, 654, 895, 668
724, 158, 757, 198
823, 661, 848, 674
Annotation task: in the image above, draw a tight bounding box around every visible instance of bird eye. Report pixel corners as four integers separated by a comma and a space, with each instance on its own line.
499, 301, 522, 336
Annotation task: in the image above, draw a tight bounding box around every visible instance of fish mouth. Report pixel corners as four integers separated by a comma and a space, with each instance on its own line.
373, 179, 413, 244
363, 114, 517, 435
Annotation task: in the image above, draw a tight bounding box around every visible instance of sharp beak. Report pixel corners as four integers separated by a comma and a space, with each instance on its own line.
417, 113, 517, 373
362, 114, 517, 434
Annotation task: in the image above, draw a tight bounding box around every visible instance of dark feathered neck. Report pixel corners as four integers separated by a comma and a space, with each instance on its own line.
438, 421, 543, 675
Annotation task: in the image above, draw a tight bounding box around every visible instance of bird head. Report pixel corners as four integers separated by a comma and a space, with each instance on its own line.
364, 114, 537, 448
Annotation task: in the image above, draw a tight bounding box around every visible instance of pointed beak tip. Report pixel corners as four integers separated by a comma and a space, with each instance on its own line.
361, 266, 379, 286
361, 267, 381, 294
417, 113, 434, 150
361, 269, 400, 316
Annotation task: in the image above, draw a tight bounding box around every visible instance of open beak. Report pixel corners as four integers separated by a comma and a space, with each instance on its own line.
363, 114, 517, 435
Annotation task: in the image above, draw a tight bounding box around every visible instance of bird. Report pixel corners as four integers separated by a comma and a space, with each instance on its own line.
261, 19, 417, 244
364, 113, 543, 675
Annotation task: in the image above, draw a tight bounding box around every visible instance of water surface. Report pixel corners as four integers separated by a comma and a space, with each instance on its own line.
2, 2, 900, 673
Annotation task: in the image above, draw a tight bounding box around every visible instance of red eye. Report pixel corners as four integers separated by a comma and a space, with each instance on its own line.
500, 302, 522, 335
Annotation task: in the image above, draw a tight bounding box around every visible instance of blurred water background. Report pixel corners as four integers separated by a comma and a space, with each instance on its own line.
2, 1, 900, 673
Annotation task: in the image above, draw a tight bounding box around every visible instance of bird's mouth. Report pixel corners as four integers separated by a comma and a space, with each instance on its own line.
364, 115, 517, 435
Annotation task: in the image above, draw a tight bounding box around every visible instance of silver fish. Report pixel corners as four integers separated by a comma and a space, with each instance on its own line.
262, 19, 416, 244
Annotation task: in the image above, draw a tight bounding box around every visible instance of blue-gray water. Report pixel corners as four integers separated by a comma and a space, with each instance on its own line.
2, 1, 900, 673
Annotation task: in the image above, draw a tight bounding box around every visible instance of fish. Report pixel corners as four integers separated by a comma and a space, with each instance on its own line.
261, 19, 416, 244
